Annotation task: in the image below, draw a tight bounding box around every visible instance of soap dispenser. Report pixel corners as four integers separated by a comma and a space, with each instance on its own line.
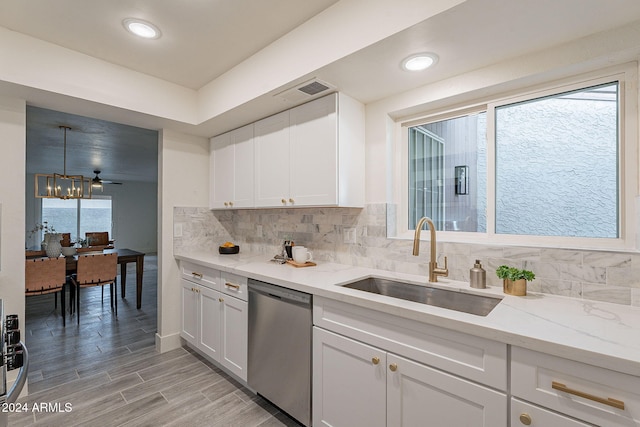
470, 260, 486, 289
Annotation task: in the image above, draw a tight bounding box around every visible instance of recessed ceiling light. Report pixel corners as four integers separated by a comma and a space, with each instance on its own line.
401, 53, 438, 72
123, 18, 161, 39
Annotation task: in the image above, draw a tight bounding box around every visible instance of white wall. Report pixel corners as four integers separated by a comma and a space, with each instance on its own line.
97, 181, 158, 253
156, 129, 209, 353
0, 96, 26, 386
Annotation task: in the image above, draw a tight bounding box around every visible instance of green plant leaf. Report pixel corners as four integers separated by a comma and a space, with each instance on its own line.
495, 265, 535, 281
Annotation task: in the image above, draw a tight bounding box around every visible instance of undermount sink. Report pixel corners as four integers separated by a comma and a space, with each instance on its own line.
341, 277, 501, 316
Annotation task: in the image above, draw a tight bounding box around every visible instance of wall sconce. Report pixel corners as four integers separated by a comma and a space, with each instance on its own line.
455, 165, 469, 195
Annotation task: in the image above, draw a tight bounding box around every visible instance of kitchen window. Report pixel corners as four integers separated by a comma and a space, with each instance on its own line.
408, 113, 487, 233
399, 65, 637, 250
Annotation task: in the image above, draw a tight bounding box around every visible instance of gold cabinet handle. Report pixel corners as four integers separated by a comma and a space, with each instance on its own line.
519, 413, 532, 425
219, 298, 224, 302
229, 201, 233, 207
371, 357, 380, 365
225, 282, 240, 290
552, 381, 625, 410
389, 363, 397, 372
281, 198, 287, 204
191, 287, 195, 292
289, 198, 294, 204
224, 202, 228, 207
191, 272, 203, 279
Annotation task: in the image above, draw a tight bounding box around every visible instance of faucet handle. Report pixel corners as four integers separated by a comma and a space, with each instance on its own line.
434, 256, 449, 278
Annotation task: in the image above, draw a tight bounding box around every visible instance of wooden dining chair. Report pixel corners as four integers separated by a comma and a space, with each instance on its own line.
25, 249, 46, 257
70, 253, 118, 324
25, 257, 67, 326
60, 233, 72, 247
85, 232, 114, 250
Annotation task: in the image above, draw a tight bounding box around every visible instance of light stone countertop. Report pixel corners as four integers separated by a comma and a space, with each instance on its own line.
175, 249, 640, 377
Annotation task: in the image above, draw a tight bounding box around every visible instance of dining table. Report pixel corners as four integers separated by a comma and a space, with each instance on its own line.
28, 248, 146, 309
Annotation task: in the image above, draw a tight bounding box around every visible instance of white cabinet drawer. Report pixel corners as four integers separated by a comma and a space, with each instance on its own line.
220, 271, 248, 301
313, 296, 507, 390
511, 398, 591, 426
511, 347, 640, 427
180, 261, 220, 291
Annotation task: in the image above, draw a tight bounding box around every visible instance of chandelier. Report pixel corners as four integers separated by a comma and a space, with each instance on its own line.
35, 126, 92, 200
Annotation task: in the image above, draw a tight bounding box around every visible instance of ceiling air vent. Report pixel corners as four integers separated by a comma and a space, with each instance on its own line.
298, 80, 330, 96
275, 78, 336, 104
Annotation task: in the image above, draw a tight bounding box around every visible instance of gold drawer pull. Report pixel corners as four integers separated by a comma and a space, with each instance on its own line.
225, 282, 240, 290
191, 272, 203, 279
371, 357, 380, 365
389, 363, 397, 372
552, 381, 625, 410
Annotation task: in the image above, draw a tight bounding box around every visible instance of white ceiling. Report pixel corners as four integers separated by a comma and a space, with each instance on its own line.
26, 106, 158, 183
4, 0, 640, 184
0, 0, 339, 90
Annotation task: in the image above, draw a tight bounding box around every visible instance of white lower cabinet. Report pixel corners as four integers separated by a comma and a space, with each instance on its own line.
180, 274, 248, 381
181, 279, 221, 360
313, 327, 507, 427
198, 284, 222, 359
219, 292, 248, 380
180, 278, 199, 344
313, 327, 386, 427
387, 352, 506, 427
511, 398, 592, 427
511, 346, 640, 427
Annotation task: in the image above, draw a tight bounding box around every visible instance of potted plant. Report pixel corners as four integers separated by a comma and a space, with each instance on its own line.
496, 265, 535, 296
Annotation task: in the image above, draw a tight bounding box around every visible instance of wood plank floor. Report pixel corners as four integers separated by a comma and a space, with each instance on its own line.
9, 255, 301, 427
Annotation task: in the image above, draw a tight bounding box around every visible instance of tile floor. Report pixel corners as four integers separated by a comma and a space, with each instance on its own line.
9, 255, 300, 427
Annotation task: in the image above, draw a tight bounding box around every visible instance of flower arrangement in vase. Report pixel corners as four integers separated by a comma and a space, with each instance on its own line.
28, 222, 57, 251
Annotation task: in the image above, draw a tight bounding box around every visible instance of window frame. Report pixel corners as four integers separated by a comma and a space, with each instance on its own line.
395, 64, 638, 251
41, 195, 113, 242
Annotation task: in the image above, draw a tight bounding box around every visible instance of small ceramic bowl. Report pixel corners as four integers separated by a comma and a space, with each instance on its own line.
61, 247, 77, 257
219, 245, 239, 255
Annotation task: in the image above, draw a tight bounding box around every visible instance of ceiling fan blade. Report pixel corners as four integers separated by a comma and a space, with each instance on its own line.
91, 170, 123, 185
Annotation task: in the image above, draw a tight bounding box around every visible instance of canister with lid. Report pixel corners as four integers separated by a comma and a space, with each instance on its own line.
470, 260, 486, 289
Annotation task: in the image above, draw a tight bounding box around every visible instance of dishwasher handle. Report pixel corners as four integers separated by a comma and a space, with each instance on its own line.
248, 279, 311, 307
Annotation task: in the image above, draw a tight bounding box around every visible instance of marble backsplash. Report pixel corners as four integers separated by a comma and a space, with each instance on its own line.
174, 204, 640, 307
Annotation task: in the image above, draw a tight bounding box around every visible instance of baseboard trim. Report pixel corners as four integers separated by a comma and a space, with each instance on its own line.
155, 332, 182, 353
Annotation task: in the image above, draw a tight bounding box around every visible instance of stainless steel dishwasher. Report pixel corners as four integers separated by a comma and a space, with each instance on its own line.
248, 279, 312, 427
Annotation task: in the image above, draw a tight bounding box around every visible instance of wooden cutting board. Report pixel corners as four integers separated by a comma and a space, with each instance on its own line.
286, 260, 317, 268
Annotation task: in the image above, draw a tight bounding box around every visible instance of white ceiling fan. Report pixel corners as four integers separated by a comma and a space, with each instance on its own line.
91, 170, 123, 189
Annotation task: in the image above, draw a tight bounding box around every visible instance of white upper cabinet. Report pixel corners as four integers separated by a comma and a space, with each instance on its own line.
289, 93, 338, 206
254, 110, 291, 207
209, 123, 254, 209
211, 92, 364, 209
